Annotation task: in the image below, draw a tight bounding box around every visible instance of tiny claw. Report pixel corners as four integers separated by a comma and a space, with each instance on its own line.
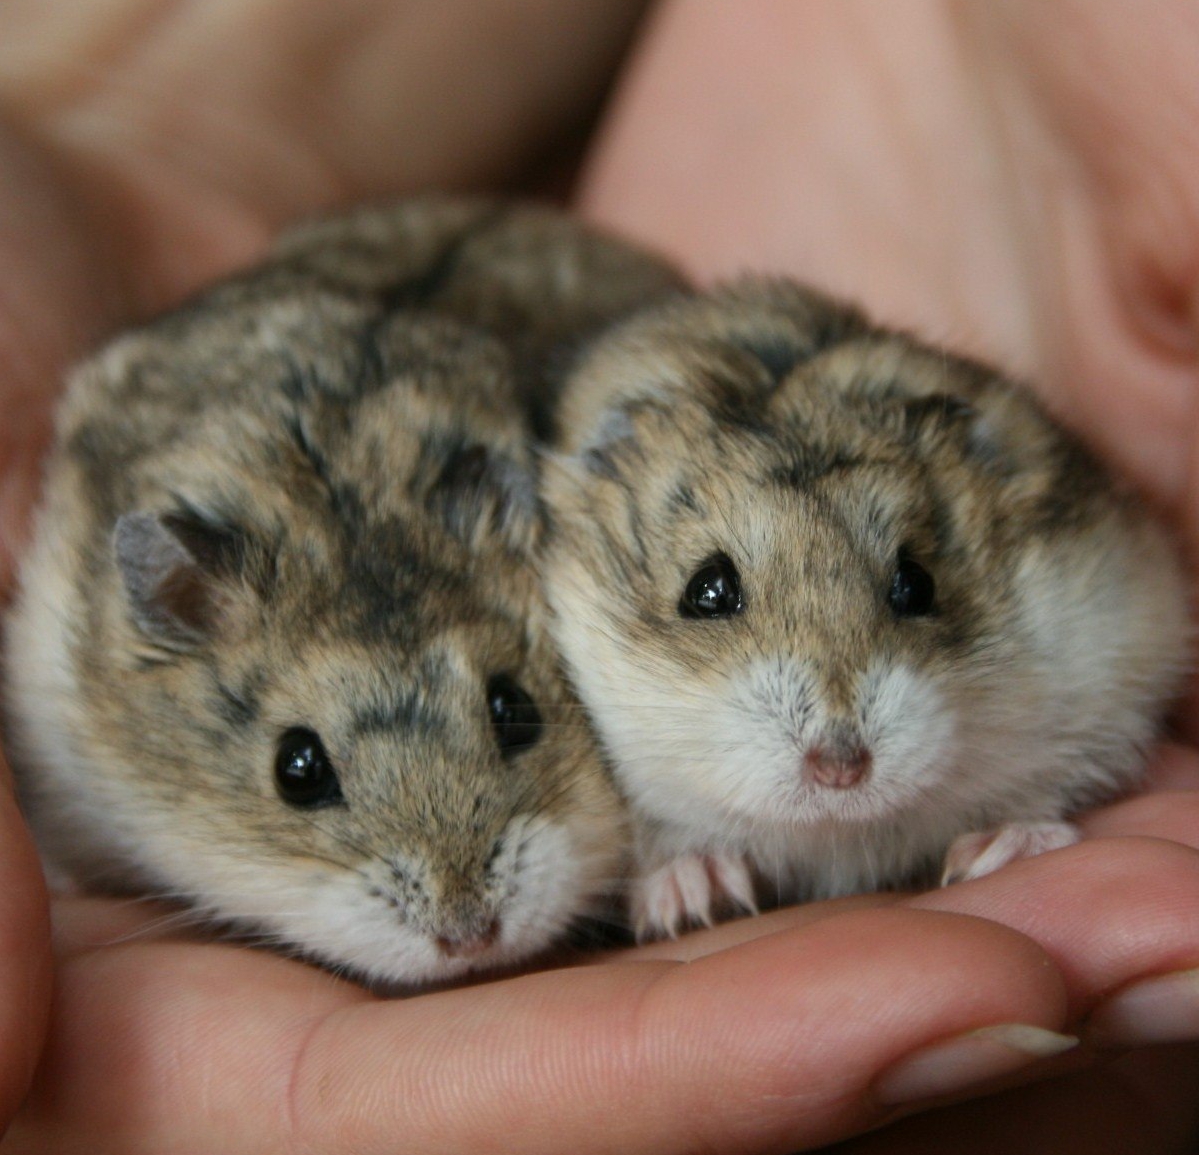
942, 820, 1081, 886
631, 852, 757, 941
708, 853, 758, 916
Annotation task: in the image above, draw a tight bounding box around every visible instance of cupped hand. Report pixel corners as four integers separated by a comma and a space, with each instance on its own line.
5, 1, 1199, 1151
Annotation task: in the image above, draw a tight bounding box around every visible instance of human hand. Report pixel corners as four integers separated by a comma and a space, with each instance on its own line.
0, 109, 103, 1141
824, 755, 1199, 1154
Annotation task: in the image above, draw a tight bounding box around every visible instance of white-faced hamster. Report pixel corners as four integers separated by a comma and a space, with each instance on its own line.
2, 198, 681, 984
541, 278, 1191, 939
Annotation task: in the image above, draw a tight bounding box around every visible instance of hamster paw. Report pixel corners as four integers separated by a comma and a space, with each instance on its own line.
941, 820, 1081, 886
632, 853, 758, 941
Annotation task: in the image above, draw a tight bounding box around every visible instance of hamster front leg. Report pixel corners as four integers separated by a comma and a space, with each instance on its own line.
940, 820, 1082, 886
630, 823, 758, 941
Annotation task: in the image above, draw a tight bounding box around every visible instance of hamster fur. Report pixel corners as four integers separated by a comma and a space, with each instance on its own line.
3, 198, 681, 984
541, 278, 1191, 939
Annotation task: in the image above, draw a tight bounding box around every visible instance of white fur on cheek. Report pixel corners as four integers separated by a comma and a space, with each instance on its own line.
857, 661, 959, 809
545, 566, 698, 817
497, 816, 599, 953
240, 866, 460, 985
294, 817, 603, 984
725, 657, 961, 825
553, 607, 781, 838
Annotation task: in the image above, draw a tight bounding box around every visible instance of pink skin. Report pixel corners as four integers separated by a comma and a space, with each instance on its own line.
3, 2, 1199, 1151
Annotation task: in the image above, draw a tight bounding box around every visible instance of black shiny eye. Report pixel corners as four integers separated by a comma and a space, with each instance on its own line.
274, 727, 344, 808
889, 553, 936, 617
488, 675, 542, 757
679, 553, 743, 618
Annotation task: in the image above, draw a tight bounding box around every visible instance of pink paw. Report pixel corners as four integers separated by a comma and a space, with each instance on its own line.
631, 852, 757, 941
942, 820, 1081, 886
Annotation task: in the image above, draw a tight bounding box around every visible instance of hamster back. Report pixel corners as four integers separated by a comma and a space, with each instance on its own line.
3, 199, 679, 983
542, 278, 1191, 937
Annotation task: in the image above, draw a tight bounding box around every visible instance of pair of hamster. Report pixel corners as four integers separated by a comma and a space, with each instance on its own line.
4, 198, 1188, 979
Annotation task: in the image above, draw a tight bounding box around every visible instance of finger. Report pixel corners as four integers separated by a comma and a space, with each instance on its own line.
2, 1, 652, 317
912, 837, 1199, 1021
1082, 788, 1199, 847
0, 116, 132, 600
830, 1043, 1199, 1155
8, 908, 1071, 1155
0, 753, 52, 1128
1078, 739, 1199, 846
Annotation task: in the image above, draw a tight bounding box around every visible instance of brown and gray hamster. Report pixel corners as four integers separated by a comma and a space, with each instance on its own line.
2, 198, 681, 984
541, 279, 1191, 939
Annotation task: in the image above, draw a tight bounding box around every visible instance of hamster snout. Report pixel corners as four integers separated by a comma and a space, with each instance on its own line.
543, 277, 1190, 938
803, 732, 872, 791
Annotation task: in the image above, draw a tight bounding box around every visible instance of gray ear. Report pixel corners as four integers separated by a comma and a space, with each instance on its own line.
900, 393, 976, 440
730, 335, 805, 386
897, 391, 1029, 474
427, 442, 543, 554
574, 407, 638, 479
114, 511, 247, 646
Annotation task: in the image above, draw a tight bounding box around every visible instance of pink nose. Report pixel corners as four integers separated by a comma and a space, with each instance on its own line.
436, 917, 500, 959
804, 746, 872, 789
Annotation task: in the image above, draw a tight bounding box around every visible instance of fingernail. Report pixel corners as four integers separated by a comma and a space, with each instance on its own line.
874, 1023, 1078, 1106
1085, 967, 1199, 1048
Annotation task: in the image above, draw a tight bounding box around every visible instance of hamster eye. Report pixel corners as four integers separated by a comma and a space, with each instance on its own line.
889, 553, 937, 617
679, 553, 743, 619
487, 675, 542, 757
274, 727, 344, 808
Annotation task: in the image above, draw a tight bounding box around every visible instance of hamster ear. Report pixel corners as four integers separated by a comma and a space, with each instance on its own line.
893, 392, 984, 457
427, 441, 542, 554
900, 393, 976, 436
573, 407, 639, 479
899, 390, 1037, 474
114, 511, 250, 646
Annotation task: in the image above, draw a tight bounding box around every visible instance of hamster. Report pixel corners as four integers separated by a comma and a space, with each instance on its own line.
2, 198, 681, 985
540, 278, 1191, 939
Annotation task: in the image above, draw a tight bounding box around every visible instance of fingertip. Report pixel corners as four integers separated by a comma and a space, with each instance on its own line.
280, 906, 1071, 1155
915, 835, 1199, 1015
1083, 784, 1199, 846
